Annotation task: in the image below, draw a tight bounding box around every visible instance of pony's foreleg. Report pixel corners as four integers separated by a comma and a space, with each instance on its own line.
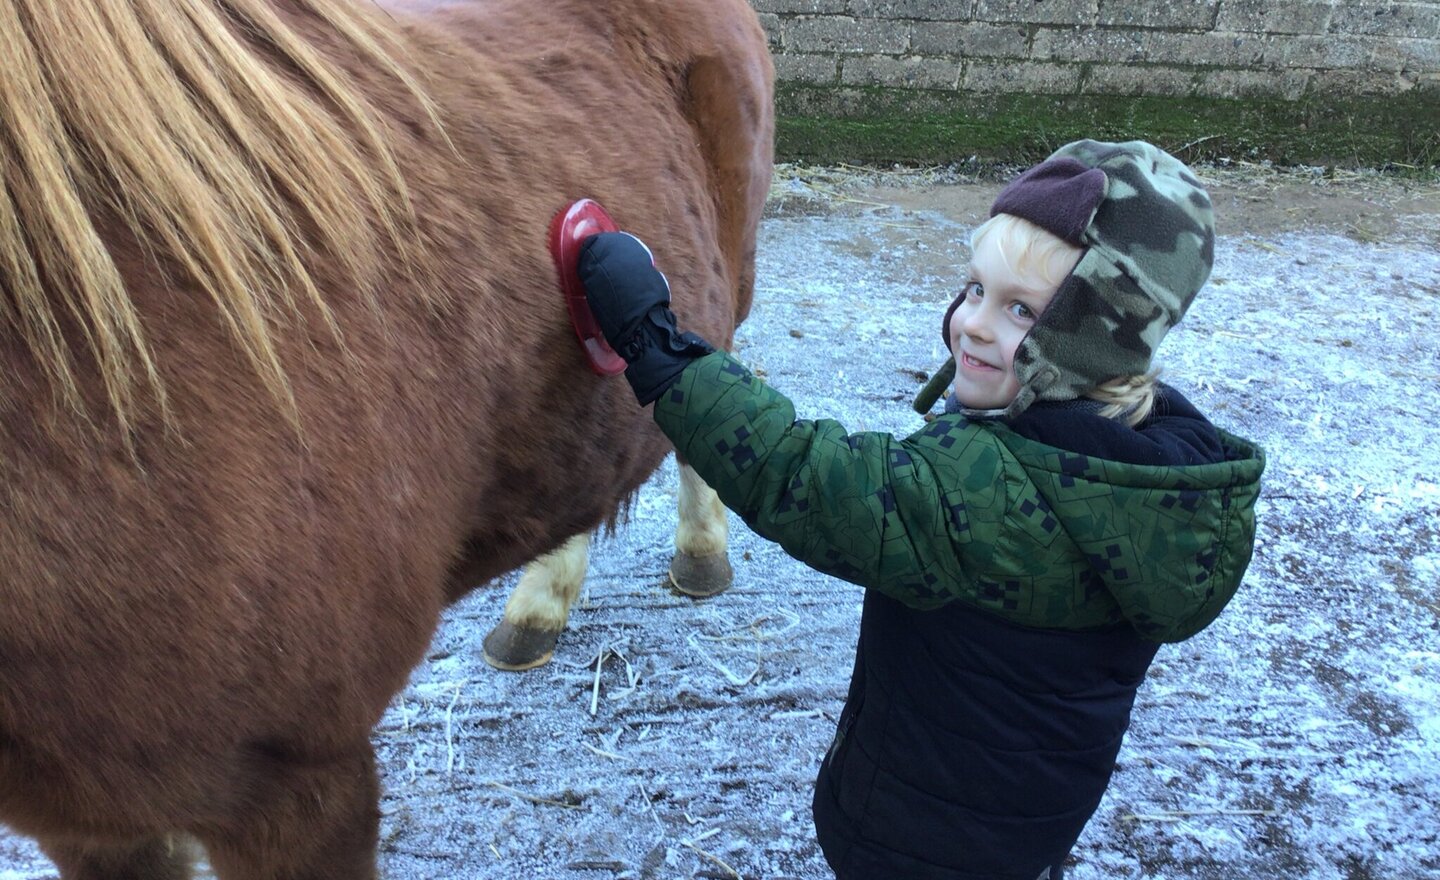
482, 532, 591, 671
40, 835, 193, 880
199, 743, 380, 880
668, 459, 732, 598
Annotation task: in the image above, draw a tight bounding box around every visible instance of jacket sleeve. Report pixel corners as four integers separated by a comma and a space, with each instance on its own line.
651, 351, 1010, 610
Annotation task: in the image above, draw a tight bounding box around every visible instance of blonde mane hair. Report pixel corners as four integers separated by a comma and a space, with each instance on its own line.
0, 0, 436, 431
970, 212, 1158, 426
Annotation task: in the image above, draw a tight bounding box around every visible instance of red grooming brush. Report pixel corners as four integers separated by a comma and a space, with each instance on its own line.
550, 198, 627, 376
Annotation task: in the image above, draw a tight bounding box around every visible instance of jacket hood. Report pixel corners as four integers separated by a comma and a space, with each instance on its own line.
994, 427, 1265, 643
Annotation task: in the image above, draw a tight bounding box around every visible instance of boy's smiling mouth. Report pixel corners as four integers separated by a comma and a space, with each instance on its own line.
960, 351, 1000, 372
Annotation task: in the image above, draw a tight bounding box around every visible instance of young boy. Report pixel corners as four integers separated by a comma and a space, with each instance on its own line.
577, 140, 1265, 880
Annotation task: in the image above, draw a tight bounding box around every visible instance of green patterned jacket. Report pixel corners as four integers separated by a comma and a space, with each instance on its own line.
654, 351, 1265, 643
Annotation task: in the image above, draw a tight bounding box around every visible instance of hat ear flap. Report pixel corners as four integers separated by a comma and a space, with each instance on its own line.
1000, 383, 1038, 420
912, 358, 955, 415
940, 287, 965, 347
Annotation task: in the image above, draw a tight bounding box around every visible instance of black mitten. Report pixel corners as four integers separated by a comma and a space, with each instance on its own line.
579, 232, 714, 405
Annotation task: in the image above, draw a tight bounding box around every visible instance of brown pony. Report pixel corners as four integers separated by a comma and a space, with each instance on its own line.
0, 0, 773, 876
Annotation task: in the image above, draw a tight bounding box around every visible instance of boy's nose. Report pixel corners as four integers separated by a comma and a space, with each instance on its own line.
959, 305, 992, 341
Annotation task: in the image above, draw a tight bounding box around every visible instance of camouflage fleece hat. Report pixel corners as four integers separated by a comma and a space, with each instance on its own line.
952, 139, 1215, 419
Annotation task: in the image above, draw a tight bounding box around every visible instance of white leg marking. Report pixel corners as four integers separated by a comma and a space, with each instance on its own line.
503, 532, 592, 630
675, 462, 728, 558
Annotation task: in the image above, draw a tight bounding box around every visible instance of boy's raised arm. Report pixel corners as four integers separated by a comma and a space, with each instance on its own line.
652, 349, 1006, 610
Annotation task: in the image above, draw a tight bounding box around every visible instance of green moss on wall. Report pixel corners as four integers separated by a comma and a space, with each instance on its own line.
775, 87, 1440, 169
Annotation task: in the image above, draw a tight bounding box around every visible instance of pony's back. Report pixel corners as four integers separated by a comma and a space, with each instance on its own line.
0, 0, 772, 875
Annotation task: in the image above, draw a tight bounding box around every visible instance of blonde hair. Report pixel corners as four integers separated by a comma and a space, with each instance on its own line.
0, 0, 438, 432
968, 212, 1082, 293
1090, 371, 1161, 427
969, 213, 1158, 426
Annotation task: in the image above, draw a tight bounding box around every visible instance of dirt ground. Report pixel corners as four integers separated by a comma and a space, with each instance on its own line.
773, 161, 1440, 256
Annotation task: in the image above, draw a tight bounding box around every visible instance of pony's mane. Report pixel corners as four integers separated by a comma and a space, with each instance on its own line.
0, 0, 436, 431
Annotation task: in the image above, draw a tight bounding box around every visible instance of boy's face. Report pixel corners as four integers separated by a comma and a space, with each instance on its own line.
947, 236, 1061, 410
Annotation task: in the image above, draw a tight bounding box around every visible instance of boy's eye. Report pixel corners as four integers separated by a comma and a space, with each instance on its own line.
964, 281, 984, 299
1009, 302, 1036, 320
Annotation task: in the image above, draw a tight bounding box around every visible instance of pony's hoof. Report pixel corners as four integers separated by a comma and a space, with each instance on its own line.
669, 551, 733, 598
482, 620, 559, 671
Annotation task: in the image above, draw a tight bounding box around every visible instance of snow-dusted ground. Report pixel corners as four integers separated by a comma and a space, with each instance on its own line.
4, 167, 1438, 879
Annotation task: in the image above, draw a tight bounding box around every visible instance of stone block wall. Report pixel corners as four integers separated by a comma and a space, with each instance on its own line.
751, 1, 1440, 102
